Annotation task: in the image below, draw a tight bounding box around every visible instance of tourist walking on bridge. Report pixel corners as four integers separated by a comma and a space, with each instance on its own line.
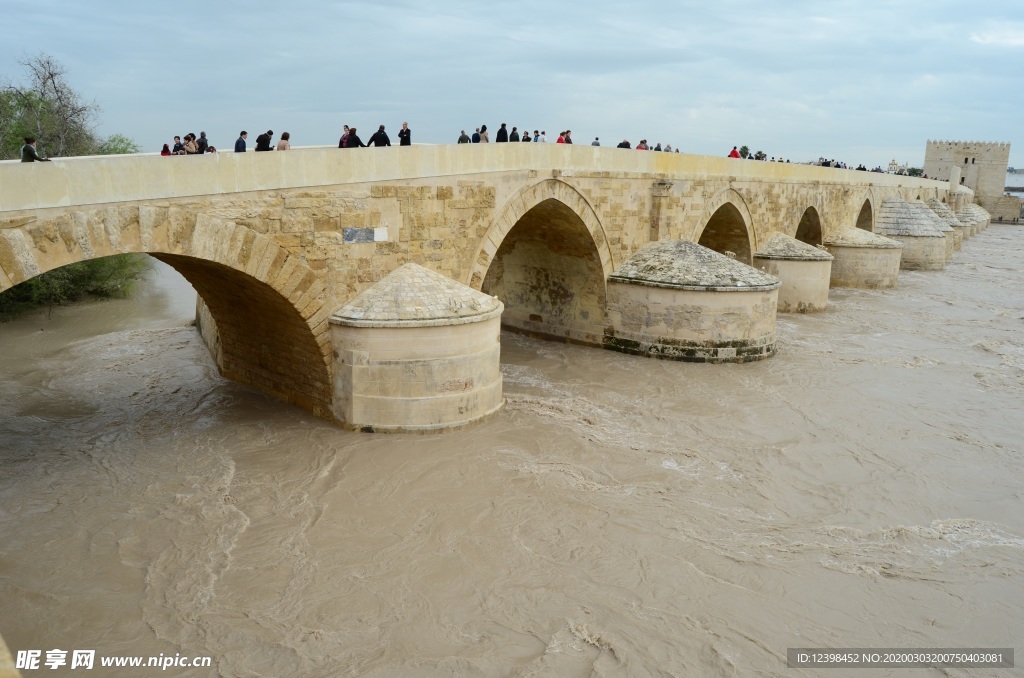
234, 131, 247, 152
728, 146, 740, 158
458, 130, 470, 143
496, 123, 508, 142
479, 125, 489, 142
367, 125, 391, 147
398, 122, 411, 146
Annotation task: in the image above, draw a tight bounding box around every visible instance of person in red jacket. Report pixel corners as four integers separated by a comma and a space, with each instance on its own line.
728, 146, 741, 158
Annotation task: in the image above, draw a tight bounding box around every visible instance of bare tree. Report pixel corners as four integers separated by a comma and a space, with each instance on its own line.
1, 53, 100, 158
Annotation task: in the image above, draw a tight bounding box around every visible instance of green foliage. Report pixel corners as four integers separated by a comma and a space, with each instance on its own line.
906, 167, 923, 177
739, 145, 750, 159
0, 254, 152, 320
97, 133, 141, 155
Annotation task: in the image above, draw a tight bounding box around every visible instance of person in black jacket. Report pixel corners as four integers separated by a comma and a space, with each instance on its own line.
255, 130, 274, 151
397, 122, 411, 146
367, 125, 391, 147
346, 128, 365, 148
496, 123, 508, 143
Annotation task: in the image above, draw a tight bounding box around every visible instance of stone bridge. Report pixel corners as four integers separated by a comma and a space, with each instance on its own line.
0, 145, 957, 426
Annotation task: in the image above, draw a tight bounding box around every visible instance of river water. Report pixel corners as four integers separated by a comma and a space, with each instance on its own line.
1, 226, 1023, 677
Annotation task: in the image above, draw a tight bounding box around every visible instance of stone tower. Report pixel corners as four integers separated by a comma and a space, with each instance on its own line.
923, 140, 1021, 221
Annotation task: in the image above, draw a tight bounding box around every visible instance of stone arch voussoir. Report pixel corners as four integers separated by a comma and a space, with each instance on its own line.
469, 178, 614, 290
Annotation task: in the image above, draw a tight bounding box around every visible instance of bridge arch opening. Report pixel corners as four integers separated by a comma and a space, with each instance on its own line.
855, 200, 873, 231
795, 207, 823, 246
697, 203, 752, 264
153, 254, 332, 418
0, 218, 335, 421
481, 197, 606, 344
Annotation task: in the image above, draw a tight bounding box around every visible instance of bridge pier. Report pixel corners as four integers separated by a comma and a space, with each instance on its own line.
823, 229, 903, 288
753, 233, 833, 313
329, 264, 504, 432
604, 241, 780, 363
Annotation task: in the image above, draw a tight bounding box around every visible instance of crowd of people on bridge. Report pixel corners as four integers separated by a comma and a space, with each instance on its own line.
16, 121, 909, 174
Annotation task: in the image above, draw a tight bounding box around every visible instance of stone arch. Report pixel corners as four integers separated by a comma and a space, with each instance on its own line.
0, 208, 337, 420
693, 189, 755, 264
795, 206, 823, 246
471, 179, 614, 345
855, 198, 874, 232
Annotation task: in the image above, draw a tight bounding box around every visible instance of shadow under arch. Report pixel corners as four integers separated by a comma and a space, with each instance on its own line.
795, 206, 823, 246
0, 214, 337, 420
855, 198, 874, 231
473, 180, 614, 345
693, 190, 755, 264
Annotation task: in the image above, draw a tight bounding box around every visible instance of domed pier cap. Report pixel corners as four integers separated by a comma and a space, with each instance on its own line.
875, 199, 945, 238
330, 262, 503, 328
609, 240, 780, 292
913, 202, 954, 233
823, 228, 902, 248
958, 203, 990, 224
926, 198, 966, 229
754, 232, 833, 261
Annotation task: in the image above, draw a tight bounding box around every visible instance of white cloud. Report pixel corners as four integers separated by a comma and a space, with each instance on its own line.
970, 29, 1024, 46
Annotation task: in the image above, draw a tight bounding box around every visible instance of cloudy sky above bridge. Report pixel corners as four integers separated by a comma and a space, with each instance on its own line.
3, 0, 1022, 168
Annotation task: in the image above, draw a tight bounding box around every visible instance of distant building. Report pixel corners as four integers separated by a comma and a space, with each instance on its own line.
923, 140, 1021, 220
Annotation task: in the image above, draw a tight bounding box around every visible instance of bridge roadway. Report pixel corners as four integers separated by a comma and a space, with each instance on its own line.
0, 145, 954, 422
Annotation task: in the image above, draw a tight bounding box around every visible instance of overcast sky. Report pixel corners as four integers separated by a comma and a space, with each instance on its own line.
3, 0, 1021, 168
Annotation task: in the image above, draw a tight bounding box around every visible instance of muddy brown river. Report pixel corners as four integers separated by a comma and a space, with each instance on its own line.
1, 227, 1022, 677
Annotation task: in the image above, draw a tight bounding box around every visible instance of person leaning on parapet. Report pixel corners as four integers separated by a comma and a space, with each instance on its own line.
398, 122, 411, 146
458, 130, 471, 143
367, 125, 391, 147
616, 139, 630, 149
276, 132, 291, 151
339, 125, 350, 148
21, 137, 51, 162
255, 130, 274, 151
235, 131, 248, 152
521, 129, 531, 142
592, 137, 600, 146
728, 146, 740, 158
197, 132, 209, 154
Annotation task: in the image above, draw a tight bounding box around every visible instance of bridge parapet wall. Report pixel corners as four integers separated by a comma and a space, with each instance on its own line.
0, 145, 948, 216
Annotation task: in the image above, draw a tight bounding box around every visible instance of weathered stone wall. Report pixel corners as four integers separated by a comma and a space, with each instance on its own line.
988, 194, 1023, 222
